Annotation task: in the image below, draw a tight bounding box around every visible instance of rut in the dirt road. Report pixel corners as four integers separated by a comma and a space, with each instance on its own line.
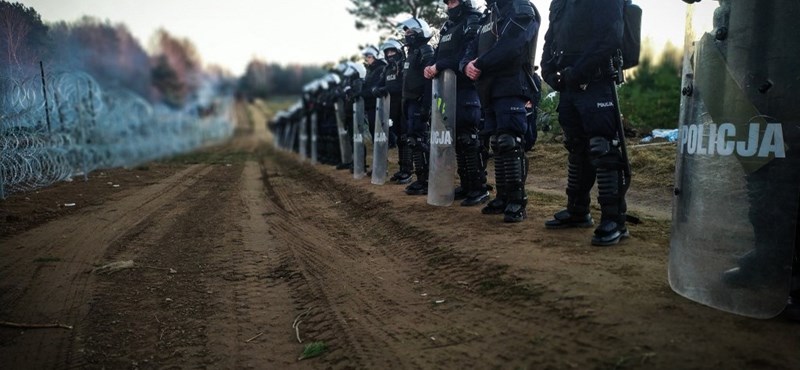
257, 148, 630, 369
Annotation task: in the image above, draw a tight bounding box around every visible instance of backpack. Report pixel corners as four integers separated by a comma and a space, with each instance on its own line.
622, 0, 643, 69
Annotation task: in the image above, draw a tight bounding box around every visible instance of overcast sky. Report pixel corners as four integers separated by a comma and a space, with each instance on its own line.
19, 0, 689, 76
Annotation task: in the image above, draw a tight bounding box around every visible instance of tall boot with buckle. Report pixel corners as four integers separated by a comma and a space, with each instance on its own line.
491, 134, 527, 222
405, 136, 429, 195
458, 132, 489, 206
589, 137, 630, 246
545, 139, 595, 229
482, 135, 506, 214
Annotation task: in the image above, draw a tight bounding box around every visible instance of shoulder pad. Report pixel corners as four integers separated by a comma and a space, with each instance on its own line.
512, 0, 535, 19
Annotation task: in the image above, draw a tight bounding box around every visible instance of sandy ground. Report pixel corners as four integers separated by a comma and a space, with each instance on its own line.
0, 102, 798, 369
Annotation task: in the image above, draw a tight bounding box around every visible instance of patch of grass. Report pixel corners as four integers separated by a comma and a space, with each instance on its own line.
298, 341, 327, 360
34, 257, 61, 263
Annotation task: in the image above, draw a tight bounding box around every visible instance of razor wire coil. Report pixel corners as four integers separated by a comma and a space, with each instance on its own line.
1, 71, 234, 199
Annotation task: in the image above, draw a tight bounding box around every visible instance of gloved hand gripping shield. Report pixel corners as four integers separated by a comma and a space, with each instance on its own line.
668, 0, 800, 319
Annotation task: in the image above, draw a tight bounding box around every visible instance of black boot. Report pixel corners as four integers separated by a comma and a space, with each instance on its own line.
591, 142, 630, 246
458, 132, 490, 207
546, 137, 595, 228
490, 134, 528, 222
405, 137, 428, 195
393, 138, 413, 184
482, 135, 506, 214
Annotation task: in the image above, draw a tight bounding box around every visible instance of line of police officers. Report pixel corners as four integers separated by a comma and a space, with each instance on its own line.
270, 0, 631, 247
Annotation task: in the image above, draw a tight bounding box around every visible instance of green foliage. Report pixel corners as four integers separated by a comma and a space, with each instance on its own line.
0, 1, 51, 76
617, 44, 683, 134
535, 45, 683, 139
298, 341, 327, 360
237, 60, 325, 100
348, 0, 446, 34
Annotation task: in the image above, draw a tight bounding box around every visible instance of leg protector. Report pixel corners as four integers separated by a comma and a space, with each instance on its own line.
545, 136, 595, 229
405, 136, 429, 195
590, 136, 629, 246
493, 133, 527, 222
482, 135, 506, 214
458, 132, 489, 206
392, 136, 413, 184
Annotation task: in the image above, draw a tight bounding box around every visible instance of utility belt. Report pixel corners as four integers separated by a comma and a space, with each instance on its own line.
555, 53, 615, 82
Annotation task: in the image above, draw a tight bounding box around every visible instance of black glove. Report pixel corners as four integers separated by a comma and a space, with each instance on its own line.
559, 67, 582, 90
372, 87, 388, 97
543, 71, 563, 91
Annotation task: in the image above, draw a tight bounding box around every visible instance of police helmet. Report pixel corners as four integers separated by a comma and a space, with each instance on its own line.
361, 45, 381, 59
396, 17, 433, 39
343, 61, 367, 79
325, 73, 341, 86
380, 39, 404, 53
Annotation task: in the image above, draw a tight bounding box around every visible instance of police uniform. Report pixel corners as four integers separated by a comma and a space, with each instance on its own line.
402, 27, 435, 195
434, 0, 488, 206
374, 41, 410, 183
361, 56, 388, 138
541, 0, 629, 246
461, 0, 540, 222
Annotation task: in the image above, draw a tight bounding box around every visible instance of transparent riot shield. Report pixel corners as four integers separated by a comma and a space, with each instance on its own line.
335, 99, 353, 165
371, 96, 390, 185
353, 98, 367, 179
310, 112, 318, 164
298, 116, 308, 161
669, 0, 800, 319
427, 70, 457, 206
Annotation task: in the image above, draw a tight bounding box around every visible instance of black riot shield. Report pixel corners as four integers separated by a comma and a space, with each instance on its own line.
669, 0, 800, 319
310, 112, 318, 164
371, 96, 390, 185
427, 70, 457, 206
335, 99, 353, 165
353, 97, 367, 179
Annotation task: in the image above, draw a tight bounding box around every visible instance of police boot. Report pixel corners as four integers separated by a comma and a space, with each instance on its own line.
392, 137, 413, 184
482, 135, 506, 214
545, 140, 595, 228
493, 134, 527, 222
458, 132, 490, 207
590, 137, 630, 246
405, 137, 429, 195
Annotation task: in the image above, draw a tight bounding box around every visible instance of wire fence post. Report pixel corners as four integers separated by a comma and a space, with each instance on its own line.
39, 61, 51, 134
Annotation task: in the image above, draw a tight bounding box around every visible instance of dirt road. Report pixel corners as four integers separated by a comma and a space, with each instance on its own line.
1, 102, 797, 369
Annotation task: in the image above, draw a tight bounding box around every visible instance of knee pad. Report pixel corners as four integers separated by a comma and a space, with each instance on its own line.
496, 133, 523, 155
456, 132, 481, 153
590, 136, 624, 169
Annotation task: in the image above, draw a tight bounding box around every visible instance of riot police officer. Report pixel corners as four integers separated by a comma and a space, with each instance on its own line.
360, 45, 388, 139
373, 39, 411, 184
425, 0, 488, 207
540, 0, 629, 246
397, 17, 435, 195
462, 0, 540, 222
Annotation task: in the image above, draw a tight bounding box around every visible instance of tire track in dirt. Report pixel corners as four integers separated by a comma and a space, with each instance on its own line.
0, 164, 212, 369
79, 163, 242, 368
258, 148, 630, 369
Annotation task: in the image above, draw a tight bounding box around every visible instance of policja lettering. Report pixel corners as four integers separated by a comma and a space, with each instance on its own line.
431, 130, 453, 146
679, 122, 786, 158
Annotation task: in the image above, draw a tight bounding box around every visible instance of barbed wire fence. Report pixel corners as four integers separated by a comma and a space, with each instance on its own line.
0, 69, 235, 199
